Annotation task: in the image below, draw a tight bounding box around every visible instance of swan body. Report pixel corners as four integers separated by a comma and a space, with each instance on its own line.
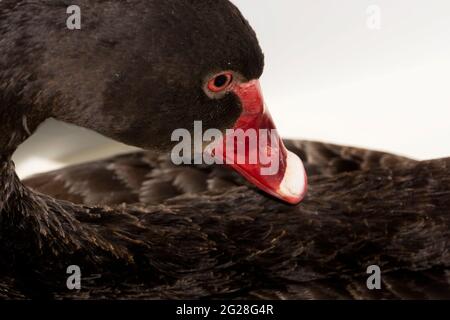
0, 0, 449, 300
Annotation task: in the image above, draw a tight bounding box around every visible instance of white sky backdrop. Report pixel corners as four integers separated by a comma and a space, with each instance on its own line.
14, 0, 450, 178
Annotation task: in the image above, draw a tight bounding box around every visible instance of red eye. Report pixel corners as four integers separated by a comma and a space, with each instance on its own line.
207, 72, 233, 92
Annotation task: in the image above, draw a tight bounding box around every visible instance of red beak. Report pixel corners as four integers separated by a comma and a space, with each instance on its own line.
207, 80, 308, 205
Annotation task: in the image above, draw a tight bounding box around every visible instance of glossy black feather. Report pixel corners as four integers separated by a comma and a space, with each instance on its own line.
25, 140, 418, 206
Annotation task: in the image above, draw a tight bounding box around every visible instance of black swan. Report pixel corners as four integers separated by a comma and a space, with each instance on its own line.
1, 0, 449, 299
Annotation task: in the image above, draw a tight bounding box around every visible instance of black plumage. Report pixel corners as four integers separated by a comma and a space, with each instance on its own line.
1, 141, 446, 299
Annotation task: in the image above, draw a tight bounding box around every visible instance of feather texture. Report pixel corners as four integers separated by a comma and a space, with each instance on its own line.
0, 140, 443, 300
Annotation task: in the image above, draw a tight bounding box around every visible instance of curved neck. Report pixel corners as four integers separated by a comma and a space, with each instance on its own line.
0, 155, 25, 213
0, 115, 37, 212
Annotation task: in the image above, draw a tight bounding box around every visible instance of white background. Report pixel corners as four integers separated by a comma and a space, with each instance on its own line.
14, 0, 450, 178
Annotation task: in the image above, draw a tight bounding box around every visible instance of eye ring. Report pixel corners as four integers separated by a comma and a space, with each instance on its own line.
207, 72, 234, 93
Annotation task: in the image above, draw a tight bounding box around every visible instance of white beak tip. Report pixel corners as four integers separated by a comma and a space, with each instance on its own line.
278, 151, 308, 204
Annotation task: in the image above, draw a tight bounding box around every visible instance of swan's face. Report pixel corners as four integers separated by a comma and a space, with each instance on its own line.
44, 0, 306, 204
47, 0, 261, 148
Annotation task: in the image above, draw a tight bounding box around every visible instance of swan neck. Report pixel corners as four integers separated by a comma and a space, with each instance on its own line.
0, 156, 26, 212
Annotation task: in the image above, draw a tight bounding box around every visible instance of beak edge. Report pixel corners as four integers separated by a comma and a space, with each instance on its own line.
277, 150, 308, 205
